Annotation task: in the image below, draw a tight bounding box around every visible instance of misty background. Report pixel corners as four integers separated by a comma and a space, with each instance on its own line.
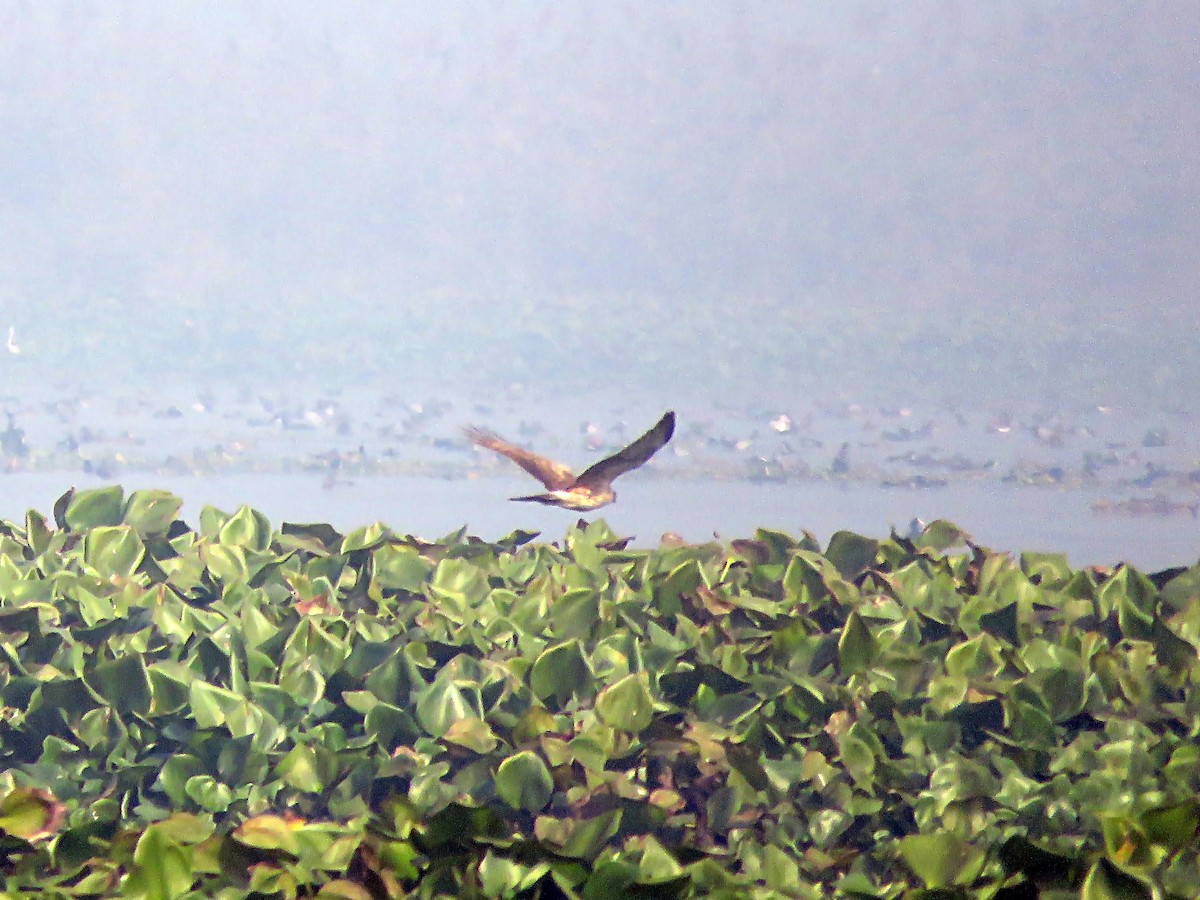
0, 3, 1198, 566
1, 2, 1197, 404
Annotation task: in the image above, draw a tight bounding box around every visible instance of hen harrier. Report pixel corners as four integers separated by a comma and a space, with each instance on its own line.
466, 411, 675, 510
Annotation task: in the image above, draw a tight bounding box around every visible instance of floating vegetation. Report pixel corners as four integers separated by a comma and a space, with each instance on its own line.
1, 386, 1199, 527
0, 486, 1196, 896
1090, 495, 1200, 518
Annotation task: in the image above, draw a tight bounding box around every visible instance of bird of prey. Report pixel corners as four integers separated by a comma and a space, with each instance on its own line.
466, 411, 675, 510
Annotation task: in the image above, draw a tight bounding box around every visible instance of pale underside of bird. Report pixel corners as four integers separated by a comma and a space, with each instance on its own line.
466, 411, 676, 510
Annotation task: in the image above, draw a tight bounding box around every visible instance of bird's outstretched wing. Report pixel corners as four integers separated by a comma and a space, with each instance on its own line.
465, 427, 578, 490
574, 411, 676, 490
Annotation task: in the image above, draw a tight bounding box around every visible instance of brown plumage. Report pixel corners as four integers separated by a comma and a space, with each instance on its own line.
466, 411, 676, 510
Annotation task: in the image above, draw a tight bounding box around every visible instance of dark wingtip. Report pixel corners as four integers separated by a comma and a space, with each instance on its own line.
464, 425, 493, 444
660, 410, 676, 439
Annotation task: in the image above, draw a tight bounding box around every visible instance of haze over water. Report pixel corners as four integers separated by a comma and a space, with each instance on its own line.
1, 4, 1198, 566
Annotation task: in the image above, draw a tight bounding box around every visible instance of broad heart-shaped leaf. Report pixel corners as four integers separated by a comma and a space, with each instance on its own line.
1020, 550, 1073, 588
530, 639, 595, 705
759, 843, 800, 894
478, 851, 551, 898
1080, 857, 1154, 900
1150, 618, 1198, 673
535, 808, 622, 861
123, 489, 185, 538
429, 556, 490, 604
837, 611, 877, 674
595, 672, 654, 732
1139, 799, 1200, 851
234, 814, 305, 852
443, 717, 500, 753
198, 504, 230, 538
897, 832, 985, 888
318, 879, 378, 900
157, 755, 203, 807
372, 544, 432, 592
825, 530, 879, 580
184, 775, 234, 813
341, 522, 390, 553
64, 484, 125, 531
549, 588, 600, 641
0, 788, 66, 842
188, 680, 277, 740
25, 509, 53, 555
275, 744, 326, 793
218, 505, 272, 551
85, 654, 153, 714
653, 559, 705, 615
583, 857, 639, 898
915, 519, 970, 552
495, 750, 554, 812
83, 525, 146, 579
978, 602, 1019, 645
415, 677, 475, 738
124, 822, 195, 899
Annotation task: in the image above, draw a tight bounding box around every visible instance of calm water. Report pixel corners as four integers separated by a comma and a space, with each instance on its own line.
1, 382, 1197, 571
3, 471, 1196, 571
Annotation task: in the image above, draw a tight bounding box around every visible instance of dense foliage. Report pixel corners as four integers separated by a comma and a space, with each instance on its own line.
0, 486, 1197, 898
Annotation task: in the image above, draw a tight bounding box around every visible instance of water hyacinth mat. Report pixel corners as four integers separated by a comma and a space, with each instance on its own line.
0, 485, 1197, 898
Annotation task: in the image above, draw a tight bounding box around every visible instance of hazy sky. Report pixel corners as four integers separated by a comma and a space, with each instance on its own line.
1, 2, 1197, 401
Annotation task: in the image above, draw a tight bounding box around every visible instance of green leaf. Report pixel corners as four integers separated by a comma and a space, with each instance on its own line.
443, 716, 500, 753
530, 640, 595, 705
341, 522, 390, 553
1021, 550, 1073, 587
978, 602, 1019, 644
495, 751, 554, 813
595, 673, 653, 732
157, 755, 203, 807
1080, 857, 1153, 900
1150, 618, 1197, 672
125, 822, 195, 899
825, 530, 878, 580
123, 489, 185, 537
65, 485, 125, 530
183, 775, 233, 813
550, 587, 600, 640
85, 654, 153, 714
838, 611, 877, 674
584, 857, 639, 898
317, 880, 375, 900
915, 519, 970, 552
25, 509, 53, 555
372, 545, 431, 591
276, 744, 324, 793
761, 843, 801, 893
429, 556, 490, 604
0, 788, 65, 842
638, 835, 684, 883
83, 525, 146, 579
897, 832, 985, 888
218, 505, 272, 551
415, 677, 474, 738
1140, 799, 1200, 851
198, 504, 230, 538
537, 808, 622, 861
654, 559, 704, 615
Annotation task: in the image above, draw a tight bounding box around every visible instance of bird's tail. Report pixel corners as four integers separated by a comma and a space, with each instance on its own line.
510, 493, 555, 505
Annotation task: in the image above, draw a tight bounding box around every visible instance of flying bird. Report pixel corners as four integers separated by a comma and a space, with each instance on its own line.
466, 411, 675, 510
